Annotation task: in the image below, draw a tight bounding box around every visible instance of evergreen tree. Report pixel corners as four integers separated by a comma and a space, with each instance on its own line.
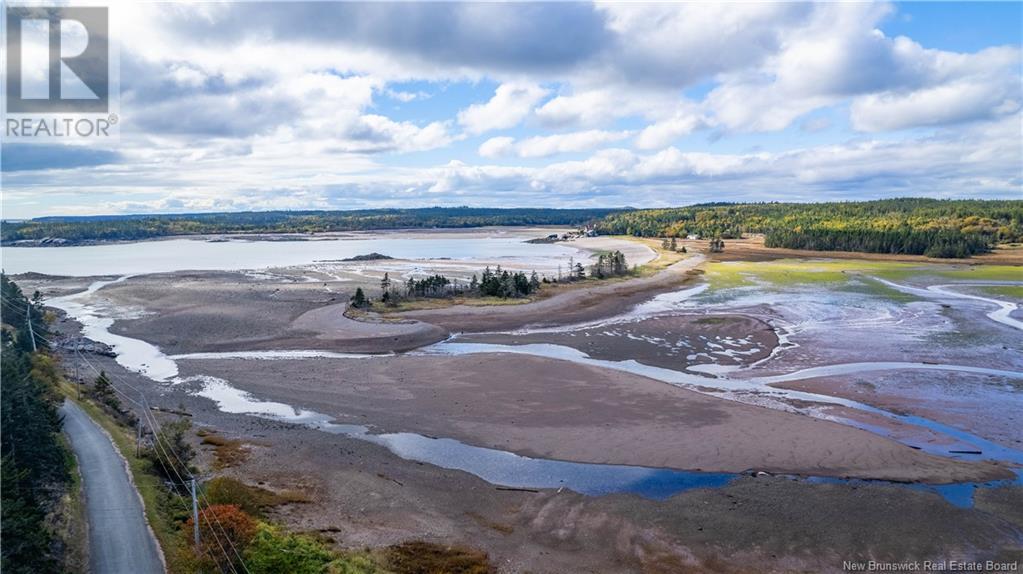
351, 287, 368, 308
1, 274, 72, 573
529, 271, 541, 292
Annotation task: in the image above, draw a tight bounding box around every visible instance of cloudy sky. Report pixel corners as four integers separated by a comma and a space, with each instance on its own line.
2, 1, 1021, 218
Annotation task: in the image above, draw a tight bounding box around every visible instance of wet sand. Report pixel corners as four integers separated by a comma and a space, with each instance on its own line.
53, 345, 1023, 574
776, 371, 1023, 450
64, 271, 447, 354
175, 353, 1010, 483
459, 313, 777, 372
35, 250, 690, 355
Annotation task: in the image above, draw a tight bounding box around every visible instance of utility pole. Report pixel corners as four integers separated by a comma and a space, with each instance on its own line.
72, 349, 83, 399
25, 301, 37, 352
135, 419, 143, 458
190, 477, 200, 547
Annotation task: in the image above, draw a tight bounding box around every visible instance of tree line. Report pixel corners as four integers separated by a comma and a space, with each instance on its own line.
594, 198, 1023, 258
1, 274, 73, 574
2, 207, 619, 244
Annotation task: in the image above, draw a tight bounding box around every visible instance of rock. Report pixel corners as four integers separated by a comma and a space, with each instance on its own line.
54, 336, 116, 357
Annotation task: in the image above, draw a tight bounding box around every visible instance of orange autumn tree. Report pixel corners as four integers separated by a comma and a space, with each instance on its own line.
184, 503, 257, 572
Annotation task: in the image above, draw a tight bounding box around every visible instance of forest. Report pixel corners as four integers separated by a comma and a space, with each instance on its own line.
1, 274, 73, 574
594, 198, 1023, 257
1, 207, 619, 244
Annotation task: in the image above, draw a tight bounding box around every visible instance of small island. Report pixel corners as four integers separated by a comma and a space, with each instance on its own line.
341, 252, 394, 262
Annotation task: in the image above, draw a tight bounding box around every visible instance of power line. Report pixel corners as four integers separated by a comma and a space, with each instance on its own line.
25, 300, 38, 352
60, 336, 249, 574
11, 306, 249, 574
6, 289, 251, 573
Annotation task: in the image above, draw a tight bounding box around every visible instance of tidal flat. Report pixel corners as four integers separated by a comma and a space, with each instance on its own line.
12, 229, 1023, 573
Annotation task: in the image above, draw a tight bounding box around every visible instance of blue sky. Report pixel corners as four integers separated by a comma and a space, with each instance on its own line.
1, 1, 1020, 218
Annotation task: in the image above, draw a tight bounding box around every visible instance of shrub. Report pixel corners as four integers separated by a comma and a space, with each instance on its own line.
244, 523, 335, 574
384, 541, 494, 574
142, 419, 195, 486
183, 504, 257, 573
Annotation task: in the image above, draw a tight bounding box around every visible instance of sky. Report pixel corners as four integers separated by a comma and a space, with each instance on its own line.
1, 1, 1021, 219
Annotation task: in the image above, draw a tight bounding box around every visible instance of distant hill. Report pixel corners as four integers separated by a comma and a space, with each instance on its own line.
1, 207, 622, 245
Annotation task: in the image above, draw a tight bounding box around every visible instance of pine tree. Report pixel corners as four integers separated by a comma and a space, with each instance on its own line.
92, 371, 122, 410
351, 287, 368, 308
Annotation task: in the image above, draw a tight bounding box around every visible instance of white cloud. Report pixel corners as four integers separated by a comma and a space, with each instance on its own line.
477, 137, 516, 158
593, 2, 811, 87
851, 80, 1021, 132
705, 3, 1022, 133
479, 130, 631, 158
634, 107, 708, 150
457, 83, 548, 135
535, 88, 677, 128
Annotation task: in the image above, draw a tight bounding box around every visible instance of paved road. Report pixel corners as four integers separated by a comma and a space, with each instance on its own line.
61, 400, 164, 574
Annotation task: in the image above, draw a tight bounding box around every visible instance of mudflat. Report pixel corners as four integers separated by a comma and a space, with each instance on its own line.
459, 313, 778, 371
92, 271, 447, 354
176, 353, 1010, 483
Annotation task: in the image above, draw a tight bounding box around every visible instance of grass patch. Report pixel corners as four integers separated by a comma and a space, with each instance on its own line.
694, 316, 729, 325
841, 277, 919, 303
610, 235, 687, 273
702, 259, 956, 291
380, 541, 494, 574
52, 434, 88, 573
375, 295, 532, 313
929, 265, 1023, 282
197, 430, 250, 470
204, 476, 311, 518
